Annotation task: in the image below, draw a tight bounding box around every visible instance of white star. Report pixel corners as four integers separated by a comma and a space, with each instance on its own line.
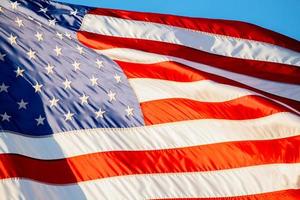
95, 108, 105, 119
64, 111, 74, 121
63, 79, 72, 89
64, 32, 72, 39
39, 7, 48, 13
125, 106, 134, 117
35, 32, 43, 41
56, 32, 63, 40
79, 94, 89, 105
54, 46, 62, 56
15, 17, 24, 27
8, 34, 17, 45
114, 74, 122, 83
95, 59, 104, 69
1, 112, 11, 122
27, 49, 36, 60
0, 83, 9, 93
107, 90, 116, 102
70, 9, 78, 16
33, 82, 43, 93
0, 53, 6, 62
90, 76, 98, 86
35, 115, 45, 126
76, 45, 84, 54
48, 19, 56, 26
49, 97, 59, 108
17, 99, 28, 110
15, 67, 25, 77
11, 1, 19, 10
72, 60, 81, 71
45, 63, 54, 74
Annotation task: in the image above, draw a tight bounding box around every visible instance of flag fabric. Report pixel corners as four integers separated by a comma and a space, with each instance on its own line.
0, 0, 300, 199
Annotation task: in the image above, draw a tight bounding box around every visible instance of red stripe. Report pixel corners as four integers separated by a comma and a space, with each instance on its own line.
141, 96, 288, 125
88, 8, 300, 52
117, 60, 210, 82
77, 32, 300, 84
153, 189, 300, 200
117, 60, 300, 112
0, 135, 299, 184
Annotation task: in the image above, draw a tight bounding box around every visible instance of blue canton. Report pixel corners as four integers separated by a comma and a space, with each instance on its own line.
0, 0, 145, 136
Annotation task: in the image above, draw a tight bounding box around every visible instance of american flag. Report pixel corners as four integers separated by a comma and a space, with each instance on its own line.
0, 0, 300, 199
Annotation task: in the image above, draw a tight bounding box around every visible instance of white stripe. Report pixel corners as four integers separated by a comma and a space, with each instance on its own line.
129, 79, 294, 112
1, 164, 300, 199
80, 14, 300, 66
1, 112, 300, 160
129, 78, 257, 103
98, 48, 300, 102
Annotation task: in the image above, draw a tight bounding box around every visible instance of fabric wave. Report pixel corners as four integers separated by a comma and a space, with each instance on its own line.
0, 0, 300, 199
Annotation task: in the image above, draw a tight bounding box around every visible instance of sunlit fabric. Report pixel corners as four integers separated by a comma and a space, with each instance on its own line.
0, 0, 300, 199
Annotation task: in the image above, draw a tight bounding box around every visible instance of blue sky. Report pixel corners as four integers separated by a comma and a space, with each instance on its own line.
57, 0, 300, 41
